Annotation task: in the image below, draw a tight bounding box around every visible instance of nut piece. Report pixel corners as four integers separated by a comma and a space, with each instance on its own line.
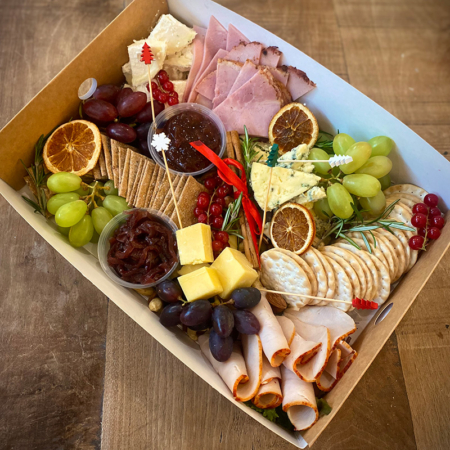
149, 297, 163, 313
266, 292, 287, 314
135, 287, 156, 297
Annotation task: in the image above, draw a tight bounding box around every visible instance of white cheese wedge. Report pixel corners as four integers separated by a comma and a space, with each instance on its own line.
128, 39, 167, 87
251, 162, 321, 211
292, 186, 327, 205
164, 43, 193, 71
122, 61, 133, 85
278, 144, 314, 172
172, 80, 187, 100
149, 14, 196, 56
162, 66, 187, 81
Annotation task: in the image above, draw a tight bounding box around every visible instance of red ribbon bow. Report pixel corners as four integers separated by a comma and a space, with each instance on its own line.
190, 141, 262, 265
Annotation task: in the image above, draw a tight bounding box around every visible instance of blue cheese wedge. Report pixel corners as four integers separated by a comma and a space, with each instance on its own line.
251, 162, 321, 211
149, 14, 196, 56
278, 144, 314, 173
164, 43, 193, 72
292, 186, 327, 205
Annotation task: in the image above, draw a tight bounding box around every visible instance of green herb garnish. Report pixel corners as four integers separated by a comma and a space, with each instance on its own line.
317, 398, 332, 417
244, 402, 294, 431
241, 125, 261, 180
221, 192, 244, 239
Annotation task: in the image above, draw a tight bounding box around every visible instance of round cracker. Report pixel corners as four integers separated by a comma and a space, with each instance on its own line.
345, 235, 390, 276
386, 195, 416, 212
321, 248, 361, 299
273, 248, 318, 297
380, 228, 410, 278
261, 249, 312, 309
386, 192, 421, 204
322, 255, 353, 312
376, 228, 407, 281
299, 248, 328, 304
384, 184, 428, 200
311, 247, 335, 303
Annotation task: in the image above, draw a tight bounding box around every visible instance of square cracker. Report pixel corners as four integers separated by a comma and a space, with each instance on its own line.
93, 164, 102, 180
163, 175, 188, 216
118, 147, 127, 189
143, 164, 160, 208
128, 159, 145, 206
160, 175, 180, 212
148, 166, 166, 209
118, 148, 132, 198
135, 161, 155, 208
101, 134, 113, 180
126, 151, 141, 201
170, 176, 206, 228
111, 140, 120, 188
98, 150, 107, 177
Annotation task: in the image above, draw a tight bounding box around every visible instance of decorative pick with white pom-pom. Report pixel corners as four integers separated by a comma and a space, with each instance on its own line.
274, 155, 353, 167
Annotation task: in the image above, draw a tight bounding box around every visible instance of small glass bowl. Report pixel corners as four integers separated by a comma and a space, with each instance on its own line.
98, 208, 179, 289
148, 103, 227, 177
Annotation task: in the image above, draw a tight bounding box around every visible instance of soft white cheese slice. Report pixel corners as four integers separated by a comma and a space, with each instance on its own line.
172, 80, 187, 101
164, 43, 193, 71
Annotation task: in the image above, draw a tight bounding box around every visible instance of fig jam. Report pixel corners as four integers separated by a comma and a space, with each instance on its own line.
160, 111, 221, 173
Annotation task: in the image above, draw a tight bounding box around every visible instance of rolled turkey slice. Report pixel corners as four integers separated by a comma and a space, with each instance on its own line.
196, 70, 217, 101
260, 354, 281, 384
281, 366, 318, 431
250, 288, 291, 367
316, 348, 341, 392
226, 24, 249, 51
260, 46, 282, 67
212, 59, 243, 108
225, 41, 263, 64
276, 316, 295, 346
285, 65, 316, 100
288, 306, 356, 350
337, 341, 357, 376
252, 355, 282, 409
183, 27, 206, 102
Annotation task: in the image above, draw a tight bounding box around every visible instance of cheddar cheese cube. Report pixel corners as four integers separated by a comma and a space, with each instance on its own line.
178, 263, 210, 276
211, 248, 258, 299
176, 223, 214, 266
178, 267, 223, 302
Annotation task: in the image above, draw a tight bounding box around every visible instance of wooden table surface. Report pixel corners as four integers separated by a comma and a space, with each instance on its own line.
1, 0, 450, 449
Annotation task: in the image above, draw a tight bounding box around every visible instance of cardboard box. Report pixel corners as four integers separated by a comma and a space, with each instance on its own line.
1, 0, 450, 447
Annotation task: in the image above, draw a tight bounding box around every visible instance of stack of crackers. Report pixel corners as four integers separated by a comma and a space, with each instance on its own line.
92, 134, 207, 228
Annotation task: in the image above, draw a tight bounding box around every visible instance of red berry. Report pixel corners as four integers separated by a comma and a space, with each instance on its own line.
215, 231, 229, 243
215, 176, 223, 187
197, 196, 209, 209
162, 81, 174, 92
204, 177, 216, 191
197, 213, 208, 224
170, 91, 179, 99
213, 197, 225, 208
424, 193, 439, 207
412, 203, 428, 215
409, 235, 425, 250
210, 203, 223, 216
194, 206, 204, 218
411, 213, 427, 228
157, 70, 169, 83
431, 216, 445, 229
428, 227, 441, 240
212, 240, 224, 252
417, 228, 427, 238
217, 186, 228, 198
150, 81, 158, 92
158, 92, 169, 103
224, 242, 231, 248
233, 191, 241, 200
429, 207, 442, 217
198, 192, 211, 202
153, 88, 161, 100
167, 96, 179, 106
212, 216, 224, 229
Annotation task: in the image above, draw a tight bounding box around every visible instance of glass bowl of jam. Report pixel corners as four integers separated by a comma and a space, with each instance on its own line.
98, 208, 179, 289
148, 103, 227, 177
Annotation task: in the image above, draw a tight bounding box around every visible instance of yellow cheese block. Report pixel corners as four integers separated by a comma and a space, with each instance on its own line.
176, 223, 214, 266
229, 234, 238, 250
211, 248, 258, 299
178, 263, 210, 276
178, 267, 223, 302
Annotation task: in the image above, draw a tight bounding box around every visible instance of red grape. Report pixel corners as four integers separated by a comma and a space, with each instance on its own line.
412, 203, 428, 215
157, 70, 169, 83
424, 194, 439, 207
117, 91, 147, 117
411, 213, 427, 228
162, 81, 174, 92
115, 87, 133, 106
139, 138, 149, 155
136, 122, 151, 140
212, 240, 224, 252
136, 100, 164, 123
193, 207, 204, 217
212, 216, 224, 229
210, 204, 222, 216
431, 216, 445, 229
106, 123, 137, 143
428, 227, 441, 240
159, 302, 183, 327
215, 231, 229, 243
197, 196, 209, 209
209, 329, 233, 362
156, 280, 183, 303
83, 99, 118, 122
180, 300, 212, 327
217, 186, 228, 198
232, 310, 260, 334
197, 213, 208, 224
167, 96, 179, 106
212, 305, 234, 338
409, 235, 425, 250
204, 177, 216, 191
429, 207, 442, 217
417, 228, 427, 238
93, 84, 121, 103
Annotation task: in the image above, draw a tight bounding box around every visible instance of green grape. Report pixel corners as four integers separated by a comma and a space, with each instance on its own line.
378, 173, 391, 191
343, 174, 381, 197
313, 198, 333, 220
309, 148, 331, 174
47, 192, 80, 215
355, 156, 392, 178
69, 215, 94, 248
57, 225, 70, 236
104, 180, 118, 196
47, 172, 82, 193
360, 191, 386, 216
333, 133, 355, 156
327, 183, 354, 219
368, 136, 395, 157
90, 230, 100, 244
103, 195, 130, 217
91, 207, 113, 235
55, 200, 88, 227
74, 184, 90, 196
90, 181, 104, 188
340, 142, 372, 174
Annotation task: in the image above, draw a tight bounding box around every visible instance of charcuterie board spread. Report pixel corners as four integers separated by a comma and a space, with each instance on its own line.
21, 13, 446, 433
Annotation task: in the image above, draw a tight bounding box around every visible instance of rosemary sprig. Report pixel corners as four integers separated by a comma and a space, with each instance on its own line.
222, 192, 244, 239
241, 125, 261, 180
315, 129, 337, 154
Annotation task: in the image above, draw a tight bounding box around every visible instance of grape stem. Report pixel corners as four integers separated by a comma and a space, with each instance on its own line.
81, 181, 110, 212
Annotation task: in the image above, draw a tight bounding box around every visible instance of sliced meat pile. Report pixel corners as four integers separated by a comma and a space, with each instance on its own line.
183, 16, 316, 137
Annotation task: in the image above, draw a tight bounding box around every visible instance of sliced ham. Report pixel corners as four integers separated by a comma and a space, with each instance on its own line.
195, 93, 213, 109
225, 41, 263, 65
267, 66, 289, 86
226, 24, 250, 51
281, 366, 318, 431
227, 60, 259, 97
213, 68, 292, 137
183, 26, 206, 102
316, 348, 341, 392
284, 65, 316, 100
260, 46, 282, 67
212, 59, 243, 108
195, 70, 217, 101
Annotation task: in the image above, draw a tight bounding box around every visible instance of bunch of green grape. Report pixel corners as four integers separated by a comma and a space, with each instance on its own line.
46, 172, 130, 248
310, 134, 394, 219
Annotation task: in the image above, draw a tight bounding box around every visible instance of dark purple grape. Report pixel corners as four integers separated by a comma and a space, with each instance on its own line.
159, 302, 183, 327
232, 310, 260, 335
106, 123, 137, 144
156, 280, 183, 303
115, 87, 133, 106
136, 100, 165, 123
93, 84, 121, 103
212, 305, 234, 338
117, 91, 147, 117
83, 99, 118, 122
209, 329, 233, 362
180, 300, 212, 327
231, 287, 261, 310
139, 138, 149, 156
188, 319, 212, 331
136, 122, 151, 140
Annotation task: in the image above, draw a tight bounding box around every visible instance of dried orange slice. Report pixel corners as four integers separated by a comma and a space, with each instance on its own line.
270, 202, 316, 254
43, 120, 101, 176
268, 103, 319, 154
